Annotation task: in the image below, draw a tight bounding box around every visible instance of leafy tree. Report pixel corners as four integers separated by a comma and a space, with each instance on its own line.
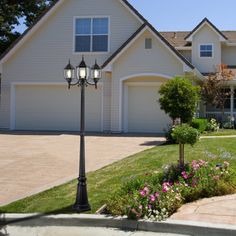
0, 0, 55, 55
159, 77, 200, 123
200, 64, 234, 119
172, 124, 199, 166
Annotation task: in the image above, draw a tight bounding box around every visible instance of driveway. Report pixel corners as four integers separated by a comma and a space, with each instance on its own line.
0, 132, 165, 206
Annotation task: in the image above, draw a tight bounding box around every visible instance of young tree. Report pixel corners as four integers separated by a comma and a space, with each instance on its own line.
200, 64, 234, 120
159, 77, 200, 123
172, 124, 199, 166
0, 0, 55, 54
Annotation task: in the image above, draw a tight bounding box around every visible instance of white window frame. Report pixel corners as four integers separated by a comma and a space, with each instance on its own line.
199, 44, 213, 58
73, 16, 110, 55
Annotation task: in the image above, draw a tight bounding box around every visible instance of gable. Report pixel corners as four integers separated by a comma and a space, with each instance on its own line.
103, 24, 194, 72
185, 18, 227, 42
112, 29, 186, 79
0, 0, 145, 65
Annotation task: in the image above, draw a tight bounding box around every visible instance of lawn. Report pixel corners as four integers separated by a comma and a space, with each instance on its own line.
202, 129, 236, 136
1, 137, 236, 214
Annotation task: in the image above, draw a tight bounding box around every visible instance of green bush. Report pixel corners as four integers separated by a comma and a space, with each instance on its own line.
172, 124, 199, 146
191, 118, 208, 133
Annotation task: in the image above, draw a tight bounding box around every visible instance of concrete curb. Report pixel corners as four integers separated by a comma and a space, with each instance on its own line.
1, 214, 236, 236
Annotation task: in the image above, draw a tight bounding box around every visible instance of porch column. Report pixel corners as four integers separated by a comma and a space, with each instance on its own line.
230, 86, 234, 118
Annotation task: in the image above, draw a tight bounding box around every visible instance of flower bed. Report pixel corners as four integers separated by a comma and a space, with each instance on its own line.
106, 160, 236, 221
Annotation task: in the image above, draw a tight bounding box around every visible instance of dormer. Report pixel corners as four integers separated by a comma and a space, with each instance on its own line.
187, 18, 227, 73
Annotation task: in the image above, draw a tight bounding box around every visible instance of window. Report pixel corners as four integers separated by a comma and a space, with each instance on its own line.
75, 17, 109, 52
200, 44, 213, 57
145, 38, 152, 49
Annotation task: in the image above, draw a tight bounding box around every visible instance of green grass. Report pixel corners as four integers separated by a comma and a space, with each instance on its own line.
1, 138, 236, 214
202, 129, 236, 136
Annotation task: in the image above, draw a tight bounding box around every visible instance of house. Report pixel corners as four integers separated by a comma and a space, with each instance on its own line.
0, 0, 235, 133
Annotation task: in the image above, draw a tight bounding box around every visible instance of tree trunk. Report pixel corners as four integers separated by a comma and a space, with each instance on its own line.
179, 143, 185, 167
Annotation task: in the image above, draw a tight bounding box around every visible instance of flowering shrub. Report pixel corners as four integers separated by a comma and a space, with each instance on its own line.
106, 160, 236, 221
206, 118, 220, 132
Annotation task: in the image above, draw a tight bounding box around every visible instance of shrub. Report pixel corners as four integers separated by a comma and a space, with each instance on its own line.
106, 160, 236, 221
206, 118, 220, 132
159, 77, 200, 123
172, 124, 199, 146
171, 124, 199, 166
164, 125, 176, 144
191, 118, 208, 133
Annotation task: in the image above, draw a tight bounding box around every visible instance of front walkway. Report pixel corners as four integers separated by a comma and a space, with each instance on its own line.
171, 194, 236, 225
0, 132, 165, 206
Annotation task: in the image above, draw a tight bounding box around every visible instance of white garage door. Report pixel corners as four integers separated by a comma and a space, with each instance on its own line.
127, 85, 171, 133
14, 84, 102, 131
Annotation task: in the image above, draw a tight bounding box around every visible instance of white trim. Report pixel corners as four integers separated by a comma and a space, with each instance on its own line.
226, 43, 236, 47
198, 43, 214, 59
0, 0, 65, 64
123, 84, 128, 132
101, 83, 104, 132
125, 82, 162, 86
175, 46, 192, 50
119, 0, 144, 24
10, 83, 16, 130
185, 21, 227, 42
118, 73, 171, 132
73, 16, 110, 55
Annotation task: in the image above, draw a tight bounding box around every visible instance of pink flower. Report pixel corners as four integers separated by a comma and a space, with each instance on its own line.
148, 204, 152, 209
139, 205, 143, 209
150, 194, 155, 202
162, 182, 170, 192
139, 186, 149, 197
140, 190, 146, 197
155, 192, 159, 198
181, 171, 188, 179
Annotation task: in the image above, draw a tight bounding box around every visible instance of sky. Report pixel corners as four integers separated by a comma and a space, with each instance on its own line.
16, 0, 236, 33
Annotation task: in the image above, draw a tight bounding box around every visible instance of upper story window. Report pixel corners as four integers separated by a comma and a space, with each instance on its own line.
75, 17, 109, 53
200, 44, 213, 58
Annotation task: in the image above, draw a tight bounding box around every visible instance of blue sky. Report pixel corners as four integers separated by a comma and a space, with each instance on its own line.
16, 0, 236, 33
129, 0, 236, 31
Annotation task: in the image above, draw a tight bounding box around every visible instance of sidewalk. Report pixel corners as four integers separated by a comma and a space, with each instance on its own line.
170, 193, 236, 225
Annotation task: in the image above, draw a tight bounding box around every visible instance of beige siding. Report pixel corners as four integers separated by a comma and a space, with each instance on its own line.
0, 0, 142, 129
111, 30, 184, 132
178, 50, 192, 63
222, 46, 236, 65
192, 24, 221, 73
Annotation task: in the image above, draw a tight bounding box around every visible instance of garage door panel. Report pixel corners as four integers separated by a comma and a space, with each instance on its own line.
127, 86, 171, 133
15, 85, 102, 131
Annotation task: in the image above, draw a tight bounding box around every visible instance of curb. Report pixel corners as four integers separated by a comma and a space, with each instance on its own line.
1, 214, 236, 236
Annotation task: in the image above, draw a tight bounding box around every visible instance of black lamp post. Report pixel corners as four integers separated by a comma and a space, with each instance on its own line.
64, 56, 102, 212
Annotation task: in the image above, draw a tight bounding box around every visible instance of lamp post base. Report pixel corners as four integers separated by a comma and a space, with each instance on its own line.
73, 203, 91, 213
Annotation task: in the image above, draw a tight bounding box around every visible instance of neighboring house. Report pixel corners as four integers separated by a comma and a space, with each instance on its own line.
0, 0, 235, 133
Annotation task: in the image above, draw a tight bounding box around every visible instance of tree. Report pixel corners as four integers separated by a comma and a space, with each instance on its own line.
159, 77, 200, 123
0, 0, 55, 55
200, 64, 234, 120
172, 124, 199, 166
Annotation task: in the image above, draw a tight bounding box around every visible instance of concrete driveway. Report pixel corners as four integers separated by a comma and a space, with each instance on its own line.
0, 132, 165, 206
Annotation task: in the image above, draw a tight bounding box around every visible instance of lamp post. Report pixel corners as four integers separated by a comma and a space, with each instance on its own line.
64, 56, 102, 212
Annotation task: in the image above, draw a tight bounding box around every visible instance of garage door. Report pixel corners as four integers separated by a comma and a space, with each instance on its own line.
127, 85, 171, 133
14, 84, 102, 131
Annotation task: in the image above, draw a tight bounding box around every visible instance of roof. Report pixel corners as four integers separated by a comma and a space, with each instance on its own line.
103, 22, 195, 70
160, 30, 236, 48
184, 18, 228, 41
